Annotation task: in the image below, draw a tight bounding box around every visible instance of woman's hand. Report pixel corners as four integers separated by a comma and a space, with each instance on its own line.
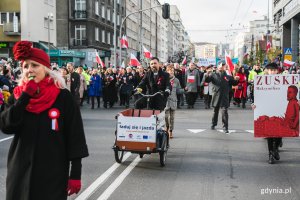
67, 179, 81, 196
23, 80, 39, 97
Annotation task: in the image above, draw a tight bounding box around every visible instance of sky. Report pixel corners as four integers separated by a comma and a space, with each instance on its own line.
163, 0, 272, 44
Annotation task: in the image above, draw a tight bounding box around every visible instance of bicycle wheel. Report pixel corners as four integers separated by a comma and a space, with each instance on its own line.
159, 133, 168, 167
114, 148, 124, 163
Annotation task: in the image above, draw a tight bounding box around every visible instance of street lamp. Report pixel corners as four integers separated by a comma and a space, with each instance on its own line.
47, 13, 53, 55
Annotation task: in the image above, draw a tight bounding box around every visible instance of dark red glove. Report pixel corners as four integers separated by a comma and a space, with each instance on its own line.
23, 80, 39, 97
67, 179, 81, 196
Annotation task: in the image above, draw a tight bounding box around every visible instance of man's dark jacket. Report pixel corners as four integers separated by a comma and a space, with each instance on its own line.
205, 71, 239, 108
138, 68, 170, 110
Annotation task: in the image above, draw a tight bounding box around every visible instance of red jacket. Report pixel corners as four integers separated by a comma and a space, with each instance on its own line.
234, 73, 247, 98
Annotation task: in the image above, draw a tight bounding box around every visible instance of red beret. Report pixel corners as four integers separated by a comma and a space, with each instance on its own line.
13, 41, 50, 68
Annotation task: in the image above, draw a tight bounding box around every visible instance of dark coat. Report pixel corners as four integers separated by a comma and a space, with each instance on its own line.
0, 75, 11, 91
103, 73, 118, 103
70, 72, 81, 105
0, 90, 89, 200
175, 69, 185, 88
205, 71, 239, 108
119, 72, 134, 95
70, 72, 80, 96
137, 68, 170, 110
88, 74, 102, 97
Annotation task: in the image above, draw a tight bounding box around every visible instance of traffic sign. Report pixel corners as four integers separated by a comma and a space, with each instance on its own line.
284, 48, 292, 55
284, 48, 292, 61
284, 55, 292, 61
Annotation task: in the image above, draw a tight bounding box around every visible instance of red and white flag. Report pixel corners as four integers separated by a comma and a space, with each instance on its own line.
120, 35, 129, 49
225, 51, 234, 73
283, 59, 295, 68
129, 53, 141, 66
266, 40, 271, 52
95, 50, 105, 68
143, 46, 153, 59
182, 56, 187, 65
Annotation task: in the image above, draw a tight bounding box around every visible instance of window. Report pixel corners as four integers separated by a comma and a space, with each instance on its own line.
75, 0, 86, 10
8, 13, 14, 23
101, 5, 105, 19
102, 30, 105, 43
75, 25, 86, 45
113, 11, 115, 23
117, 14, 120, 25
117, 0, 120, 4
107, 8, 110, 21
95, 27, 99, 41
95, 1, 99, 15
0, 13, 7, 24
107, 32, 111, 44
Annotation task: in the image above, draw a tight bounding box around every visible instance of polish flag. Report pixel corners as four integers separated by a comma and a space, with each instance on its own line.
182, 56, 187, 65
266, 40, 271, 52
143, 46, 153, 59
283, 59, 295, 68
120, 35, 129, 49
129, 53, 141, 66
95, 50, 105, 68
225, 51, 234, 73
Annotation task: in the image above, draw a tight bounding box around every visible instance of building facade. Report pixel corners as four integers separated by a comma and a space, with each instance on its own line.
0, 0, 21, 58
56, 0, 125, 67
194, 43, 217, 59
273, 0, 300, 62
21, 0, 57, 52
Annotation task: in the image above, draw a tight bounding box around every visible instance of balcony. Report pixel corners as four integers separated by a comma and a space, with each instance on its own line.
73, 39, 87, 46
3, 22, 21, 36
73, 10, 87, 19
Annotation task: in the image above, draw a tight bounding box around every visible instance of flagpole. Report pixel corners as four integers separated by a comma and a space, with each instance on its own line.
113, 0, 117, 68
265, 0, 269, 62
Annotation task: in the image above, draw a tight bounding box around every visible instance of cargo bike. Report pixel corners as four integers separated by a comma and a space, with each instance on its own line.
112, 92, 169, 166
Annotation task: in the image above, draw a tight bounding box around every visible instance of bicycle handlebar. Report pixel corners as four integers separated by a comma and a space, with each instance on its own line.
135, 91, 163, 98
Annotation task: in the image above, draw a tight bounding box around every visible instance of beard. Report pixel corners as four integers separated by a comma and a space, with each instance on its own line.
151, 67, 158, 73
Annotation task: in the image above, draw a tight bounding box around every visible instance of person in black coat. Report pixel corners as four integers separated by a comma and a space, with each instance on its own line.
205, 62, 239, 133
67, 62, 81, 105
137, 57, 171, 110
103, 68, 118, 108
119, 67, 135, 108
0, 41, 89, 200
174, 63, 185, 108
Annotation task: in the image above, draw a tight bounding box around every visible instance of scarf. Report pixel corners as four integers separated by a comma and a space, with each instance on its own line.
14, 77, 60, 114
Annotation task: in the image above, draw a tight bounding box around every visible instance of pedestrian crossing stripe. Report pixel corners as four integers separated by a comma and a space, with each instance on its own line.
186, 129, 254, 134
217, 129, 236, 134
245, 130, 254, 134
187, 129, 206, 133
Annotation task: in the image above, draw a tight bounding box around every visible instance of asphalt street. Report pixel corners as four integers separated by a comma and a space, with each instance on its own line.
0, 99, 300, 200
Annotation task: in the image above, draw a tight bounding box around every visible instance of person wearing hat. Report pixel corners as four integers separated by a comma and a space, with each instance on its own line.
0, 41, 89, 200
251, 62, 283, 164
205, 62, 240, 133
2, 84, 11, 104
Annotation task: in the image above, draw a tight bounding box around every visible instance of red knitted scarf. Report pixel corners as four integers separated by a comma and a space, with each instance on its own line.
14, 77, 60, 114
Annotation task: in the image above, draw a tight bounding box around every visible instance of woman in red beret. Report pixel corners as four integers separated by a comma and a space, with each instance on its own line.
0, 41, 89, 200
